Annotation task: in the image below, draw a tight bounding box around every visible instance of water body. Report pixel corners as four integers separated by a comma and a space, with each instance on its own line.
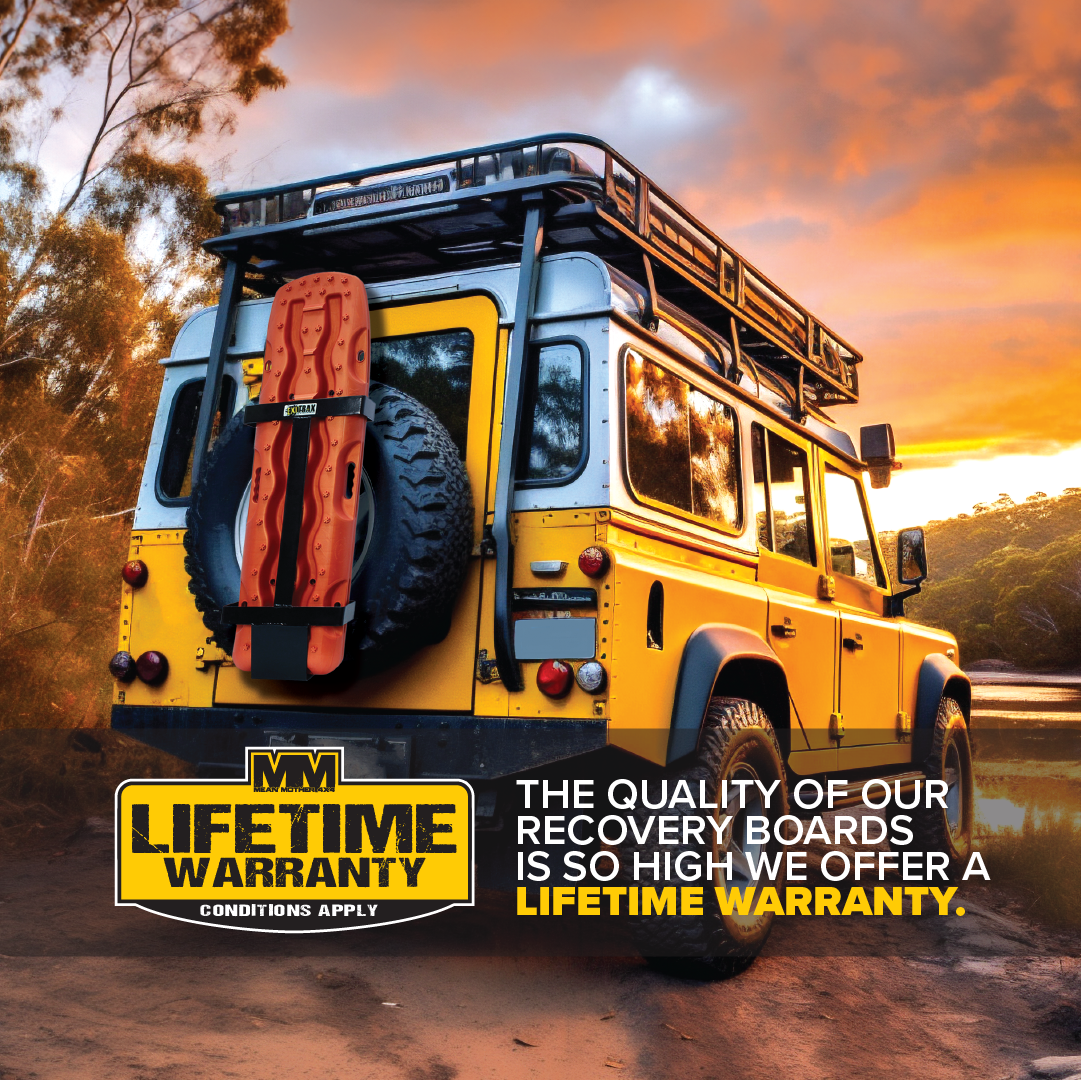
969, 682, 1081, 832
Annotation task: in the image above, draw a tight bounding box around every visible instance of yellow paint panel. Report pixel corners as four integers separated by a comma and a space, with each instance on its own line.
502, 512, 603, 720
486, 329, 509, 518
118, 533, 217, 709
787, 748, 838, 775
760, 551, 837, 751
215, 562, 484, 710
837, 742, 912, 772
373, 296, 500, 545
900, 623, 959, 725
608, 539, 769, 766
837, 610, 900, 745
214, 295, 500, 712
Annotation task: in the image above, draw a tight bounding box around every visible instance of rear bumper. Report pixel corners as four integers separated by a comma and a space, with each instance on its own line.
111, 704, 607, 780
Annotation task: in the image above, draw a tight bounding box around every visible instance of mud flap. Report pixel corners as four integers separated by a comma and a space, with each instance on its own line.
221, 273, 371, 679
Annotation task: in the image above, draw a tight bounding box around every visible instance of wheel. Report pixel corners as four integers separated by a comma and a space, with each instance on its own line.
623, 697, 788, 980
893, 696, 973, 882
184, 383, 473, 674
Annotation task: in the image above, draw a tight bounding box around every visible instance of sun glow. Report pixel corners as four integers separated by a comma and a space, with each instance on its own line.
866, 444, 1081, 532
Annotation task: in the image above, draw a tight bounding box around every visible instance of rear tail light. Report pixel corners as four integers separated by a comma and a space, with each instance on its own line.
135, 650, 169, 684
109, 651, 137, 682
578, 546, 609, 578
575, 661, 607, 694
537, 659, 573, 698
122, 560, 148, 587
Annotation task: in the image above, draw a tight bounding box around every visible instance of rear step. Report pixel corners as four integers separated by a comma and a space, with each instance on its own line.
222, 273, 372, 680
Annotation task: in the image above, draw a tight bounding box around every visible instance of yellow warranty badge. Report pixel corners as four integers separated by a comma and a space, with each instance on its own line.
115, 747, 473, 932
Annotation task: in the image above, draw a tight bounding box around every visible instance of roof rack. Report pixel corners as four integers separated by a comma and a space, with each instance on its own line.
206, 133, 861, 407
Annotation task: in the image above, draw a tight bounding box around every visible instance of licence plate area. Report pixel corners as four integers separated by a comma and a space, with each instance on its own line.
514, 616, 597, 660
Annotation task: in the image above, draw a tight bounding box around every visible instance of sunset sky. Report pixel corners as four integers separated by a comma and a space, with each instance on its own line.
56, 0, 1081, 527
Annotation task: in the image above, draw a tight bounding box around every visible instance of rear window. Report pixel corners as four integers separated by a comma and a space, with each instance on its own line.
157, 376, 236, 503
370, 329, 473, 457
519, 341, 586, 484
623, 350, 741, 531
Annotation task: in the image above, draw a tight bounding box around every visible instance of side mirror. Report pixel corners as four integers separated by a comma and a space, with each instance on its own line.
860, 423, 900, 489
896, 526, 927, 586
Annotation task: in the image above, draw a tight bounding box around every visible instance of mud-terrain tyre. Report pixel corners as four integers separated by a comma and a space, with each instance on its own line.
623, 697, 789, 980
892, 696, 973, 882
184, 383, 473, 674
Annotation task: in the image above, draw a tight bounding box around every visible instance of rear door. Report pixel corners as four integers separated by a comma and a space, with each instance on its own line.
214, 294, 500, 712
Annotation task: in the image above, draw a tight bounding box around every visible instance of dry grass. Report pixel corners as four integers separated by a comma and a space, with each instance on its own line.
0, 729, 192, 853
977, 815, 1081, 927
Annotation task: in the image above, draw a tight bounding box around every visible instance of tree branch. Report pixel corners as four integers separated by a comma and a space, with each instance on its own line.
0, 0, 40, 82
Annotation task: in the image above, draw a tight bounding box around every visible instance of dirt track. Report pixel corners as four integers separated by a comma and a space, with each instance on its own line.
2, 817, 1080, 1080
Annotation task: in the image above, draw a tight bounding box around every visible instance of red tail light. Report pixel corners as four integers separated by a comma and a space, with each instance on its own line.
578, 546, 609, 578
109, 651, 137, 682
135, 650, 168, 684
537, 659, 573, 698
122, 560, 148, 587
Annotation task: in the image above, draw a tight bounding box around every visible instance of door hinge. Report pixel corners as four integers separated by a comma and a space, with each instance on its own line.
195, 643, 233, 669
829, 712, 845, 741
476, 525, 496, 558
818, 574, 836, 600
475, 648, 500, 684
896, 711, 912, 739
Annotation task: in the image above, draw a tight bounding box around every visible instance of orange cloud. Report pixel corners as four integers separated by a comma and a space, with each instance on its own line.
225, 0, 1081, 466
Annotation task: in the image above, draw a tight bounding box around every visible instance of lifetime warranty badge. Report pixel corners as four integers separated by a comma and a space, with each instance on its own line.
115, 747, 473, 932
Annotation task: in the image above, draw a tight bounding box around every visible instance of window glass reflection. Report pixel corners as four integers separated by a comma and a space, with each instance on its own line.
751, 424, 770, 549
767, 434, 814, 565
624, 351, 741, 528
371, 329, 474, 458
625, 353, 692, 512
824, 466, 882, 586
523, 343, 583, 480
688, 388, 739, 528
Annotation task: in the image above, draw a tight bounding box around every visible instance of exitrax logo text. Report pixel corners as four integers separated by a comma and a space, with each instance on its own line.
114, 748, 473, 932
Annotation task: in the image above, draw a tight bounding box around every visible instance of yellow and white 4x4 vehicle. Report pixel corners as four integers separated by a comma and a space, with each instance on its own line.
111, 135, 973, 970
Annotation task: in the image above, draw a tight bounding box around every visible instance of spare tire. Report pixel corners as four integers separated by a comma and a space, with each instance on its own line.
184, 383, 473, 675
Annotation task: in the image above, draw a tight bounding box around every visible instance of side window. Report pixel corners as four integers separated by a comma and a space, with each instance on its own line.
624, 350, 741, 530
823, 466, 884, 587
370, 328, 474, 458
157, 376, 236, 503
751, 424, 770, 549
520, 342, 585, 482
688, 386, 740, 526
751, 422, 815, 566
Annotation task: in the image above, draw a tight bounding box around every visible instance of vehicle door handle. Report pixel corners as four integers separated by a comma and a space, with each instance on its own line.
842, 637, 864, 651
771, 624, 797, 639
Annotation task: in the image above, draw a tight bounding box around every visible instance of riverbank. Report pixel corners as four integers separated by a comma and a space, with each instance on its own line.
966, 662, 1081, 689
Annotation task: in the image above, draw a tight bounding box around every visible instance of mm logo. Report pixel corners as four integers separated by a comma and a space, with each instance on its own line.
115, 747, 473, 933
252, 750, 336, 792
283, 401, 317, 417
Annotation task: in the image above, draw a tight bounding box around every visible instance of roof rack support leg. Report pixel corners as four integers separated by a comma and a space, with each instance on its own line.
191, 256, 245, 488
641, 253, 659, 332
492, 194, 545, 691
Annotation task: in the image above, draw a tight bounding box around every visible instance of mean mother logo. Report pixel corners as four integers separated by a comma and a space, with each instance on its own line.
114, 748, 474, 932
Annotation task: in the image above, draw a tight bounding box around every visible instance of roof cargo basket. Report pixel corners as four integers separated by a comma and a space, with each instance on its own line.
206, 133, 861, 407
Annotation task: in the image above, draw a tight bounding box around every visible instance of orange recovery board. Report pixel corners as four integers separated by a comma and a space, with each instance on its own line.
223, 273, 372, 680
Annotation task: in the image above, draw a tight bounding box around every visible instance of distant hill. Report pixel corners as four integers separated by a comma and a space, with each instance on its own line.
900, 491, 1081, 670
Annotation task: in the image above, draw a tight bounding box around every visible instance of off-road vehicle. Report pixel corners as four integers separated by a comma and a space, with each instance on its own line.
110, 134, 973, 973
